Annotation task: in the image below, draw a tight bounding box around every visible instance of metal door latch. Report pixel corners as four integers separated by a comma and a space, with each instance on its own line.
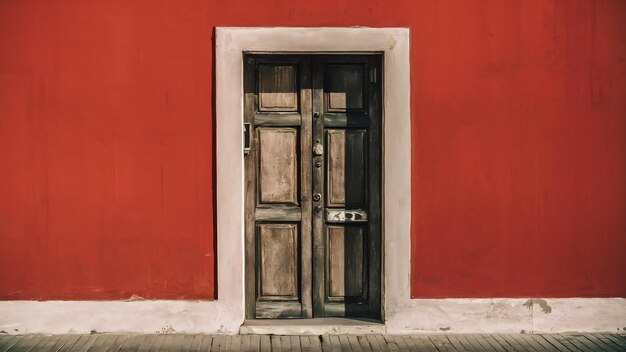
243, 123, 251, 155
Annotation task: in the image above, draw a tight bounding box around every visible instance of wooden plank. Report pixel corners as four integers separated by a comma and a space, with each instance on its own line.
466, 335, 498, 352
322, 113, 369, 128
229, 335, 242, 352
270, 336, 281, 352
43, 335, 74, 352
74, 335, 99, 352
143, 334, 164, 352
105, 335, 128, 352
347, 336, 361, 351
514, 335, 550, 352
186, 335, 203, 352
584, 334, 620, 352
338, 335, 352, 352
254, 113, 301, 127
307, 336, 323, 352
356, 335, 372, 352
155, 334, 176, 352
537, 334, 577, 352
259, 336, 271, 352
523, 335, 560, 352
374, 335, 391, 352
479, 334, 513, 352
119, 335, 147, 352
87, 334, 118, 352
365, 335, 383, 352
58, 336, 89, 352
574, 334, 613, 352
5, 335, 44, 352
552, 334, 585, 352
381, 336, 399, 352
446, 334, 472, 351
0, 336, 21, 352
300, 336, 311, 352
493, 334, 525, 352
409, 336, 440, 352
238, 335, 250, 352
497, 334, 531, 352
600, 334, 626, 351
290, 336, 302, 352
560, 334, 598, 352
248, 335, 261, 352
462, 334, 495, 352
327, 335, 341, 352
0, 336, 12, 350
254, 206, 302, 222
198, 335, 214, 352
279, 336, 292, 351
399, 336, 418, 351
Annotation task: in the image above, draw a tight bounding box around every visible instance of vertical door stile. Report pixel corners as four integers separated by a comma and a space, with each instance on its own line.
243, 56, 257, 319
311, 56, 326, 317
367, 55, 382, 317
300, 56, 313, 318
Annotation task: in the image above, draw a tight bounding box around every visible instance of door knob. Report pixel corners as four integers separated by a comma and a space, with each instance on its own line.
312, 193, 321, 202
313, 142, 324, 156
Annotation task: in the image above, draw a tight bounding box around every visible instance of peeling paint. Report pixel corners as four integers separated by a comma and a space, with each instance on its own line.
523, 299, 552, 314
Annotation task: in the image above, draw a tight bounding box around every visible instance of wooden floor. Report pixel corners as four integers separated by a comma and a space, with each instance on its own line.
0, 333, 624, 352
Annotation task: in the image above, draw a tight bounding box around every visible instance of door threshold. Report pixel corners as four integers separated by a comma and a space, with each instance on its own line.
240, 318, 385, 335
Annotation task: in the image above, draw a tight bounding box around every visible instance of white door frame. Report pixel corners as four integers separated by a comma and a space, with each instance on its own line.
215, 27, 412, 329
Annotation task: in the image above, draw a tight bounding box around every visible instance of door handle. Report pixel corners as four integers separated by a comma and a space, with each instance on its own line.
243, 123, 251, 155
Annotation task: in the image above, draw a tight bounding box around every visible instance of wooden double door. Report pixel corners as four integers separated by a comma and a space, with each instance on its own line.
244, 54, 382, 319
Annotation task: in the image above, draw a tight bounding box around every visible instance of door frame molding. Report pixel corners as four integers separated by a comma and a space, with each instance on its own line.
216, 27, 411, 327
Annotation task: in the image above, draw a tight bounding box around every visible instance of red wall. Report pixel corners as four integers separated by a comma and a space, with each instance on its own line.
0, 0, 624, 300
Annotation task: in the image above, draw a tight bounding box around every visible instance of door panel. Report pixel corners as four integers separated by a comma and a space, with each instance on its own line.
257, 128, 299, 205
245, 54, 381, 320
258, 223, 299, 298
258, 64, 298, 112
327, 225, 366, 299
326, 129, 367, 207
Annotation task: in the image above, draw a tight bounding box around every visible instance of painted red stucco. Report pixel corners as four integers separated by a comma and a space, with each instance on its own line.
0, 0, 625, 300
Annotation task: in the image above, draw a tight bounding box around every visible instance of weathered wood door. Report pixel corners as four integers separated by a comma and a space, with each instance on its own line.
244, 54, 381, 319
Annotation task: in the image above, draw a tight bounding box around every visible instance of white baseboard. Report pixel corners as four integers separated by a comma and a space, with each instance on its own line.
1, 298, 624, 334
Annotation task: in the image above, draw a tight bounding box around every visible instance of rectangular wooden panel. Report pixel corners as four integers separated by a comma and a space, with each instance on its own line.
258, 128, 298, 204
326, 129, 366, 207
326, 64, 365, 111
327, 225, 366, 299
258, 223, 299, 298
258, 64, 298, 112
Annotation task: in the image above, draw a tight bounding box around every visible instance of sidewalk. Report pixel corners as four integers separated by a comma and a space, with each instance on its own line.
0, 332, 624, 351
